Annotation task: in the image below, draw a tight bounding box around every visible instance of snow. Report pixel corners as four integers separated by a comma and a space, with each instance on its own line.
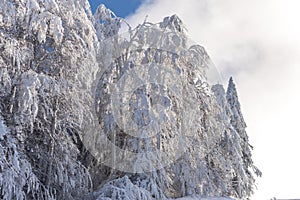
176, 197, 234, 200
92, 175, 165, 200
0, 116, 7, 140
0, 1, 260, 199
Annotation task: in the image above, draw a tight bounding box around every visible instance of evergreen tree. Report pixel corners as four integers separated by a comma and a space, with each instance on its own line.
226, 77, 262, 197
227, 77, 253, 174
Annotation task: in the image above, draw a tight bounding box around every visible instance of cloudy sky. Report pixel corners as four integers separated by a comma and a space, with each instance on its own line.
90, 0, 300, 199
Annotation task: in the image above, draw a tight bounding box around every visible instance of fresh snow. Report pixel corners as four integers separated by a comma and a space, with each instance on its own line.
0, 1, 260, 199
0, 116, 7, 140
176, 197, 234, 200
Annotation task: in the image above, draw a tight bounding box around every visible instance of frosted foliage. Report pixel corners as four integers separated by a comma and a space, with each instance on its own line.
91, 13, 259, 200
0, 1, 260, 200
0, 120, 42, 200
0, 0, 96, 45
224, 78, 262, 197
90, 14, 213, 177
0, 0, 98, 199
94, 4, 122, 40
160, 15, 185, 33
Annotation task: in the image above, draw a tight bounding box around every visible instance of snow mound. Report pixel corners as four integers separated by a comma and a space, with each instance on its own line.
91, 175, 166, 200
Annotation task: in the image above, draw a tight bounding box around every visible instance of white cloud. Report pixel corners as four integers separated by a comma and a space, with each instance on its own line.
127, 0, 300, 199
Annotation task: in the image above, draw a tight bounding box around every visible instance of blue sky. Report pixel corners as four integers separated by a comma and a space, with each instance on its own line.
88, 0, 144, 17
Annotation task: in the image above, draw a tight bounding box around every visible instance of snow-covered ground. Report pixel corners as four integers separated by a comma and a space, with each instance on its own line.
176, 196, 234, 200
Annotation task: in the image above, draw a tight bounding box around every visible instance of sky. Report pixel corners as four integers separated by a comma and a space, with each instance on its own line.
88, 0, 143, 16
89, 0, 300, 199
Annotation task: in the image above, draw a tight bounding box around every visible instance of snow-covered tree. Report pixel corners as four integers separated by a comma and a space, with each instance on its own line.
0, 1, 260, 199
0, 0, 99, 199
225, 77, 262, 198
